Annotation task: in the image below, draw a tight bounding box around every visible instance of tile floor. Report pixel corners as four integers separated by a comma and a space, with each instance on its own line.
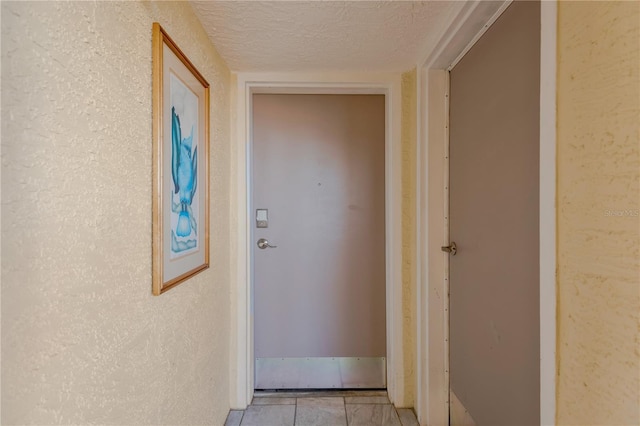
224, 391, 419, 426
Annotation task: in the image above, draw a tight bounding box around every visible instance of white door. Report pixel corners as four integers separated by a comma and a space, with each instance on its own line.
448, 2, 541, 424
252, 94, 387, 389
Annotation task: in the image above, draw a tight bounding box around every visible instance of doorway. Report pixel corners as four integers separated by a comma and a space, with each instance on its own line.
251, 94, 386, 390
447, 1, 540, 424
232, 75, 404, 408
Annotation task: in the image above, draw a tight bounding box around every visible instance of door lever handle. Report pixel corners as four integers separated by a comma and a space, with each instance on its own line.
441, 242, 457, 256
257, 238, 277, 249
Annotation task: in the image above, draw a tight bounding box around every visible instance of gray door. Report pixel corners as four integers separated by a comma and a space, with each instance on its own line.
448, 1, 540, 424
252, 94, 386, 389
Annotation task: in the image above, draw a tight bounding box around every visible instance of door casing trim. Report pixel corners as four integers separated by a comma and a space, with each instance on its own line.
415, 1, 557, 425
231, 73, 403, 408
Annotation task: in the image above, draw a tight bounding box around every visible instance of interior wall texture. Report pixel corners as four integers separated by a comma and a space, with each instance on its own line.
1, 1, 232, 424
556, 2, 639, 424
401, 68, 417, 407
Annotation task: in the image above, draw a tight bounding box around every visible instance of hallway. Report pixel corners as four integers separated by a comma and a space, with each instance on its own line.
2, 1, 638, 425
225, 391, 418, 426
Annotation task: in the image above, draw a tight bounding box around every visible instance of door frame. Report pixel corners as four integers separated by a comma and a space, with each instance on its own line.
231, 72, 403, 408
415, 1, 557, 425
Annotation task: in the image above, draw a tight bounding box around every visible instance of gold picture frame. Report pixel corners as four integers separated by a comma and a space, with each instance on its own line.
152, 23, 210, 295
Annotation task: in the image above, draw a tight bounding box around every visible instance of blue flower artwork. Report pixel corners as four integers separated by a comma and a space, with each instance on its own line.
169, 73, 199, 258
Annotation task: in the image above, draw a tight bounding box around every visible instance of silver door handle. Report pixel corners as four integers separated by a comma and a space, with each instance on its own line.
441, 242, 457, 255
257, 238, 277, 249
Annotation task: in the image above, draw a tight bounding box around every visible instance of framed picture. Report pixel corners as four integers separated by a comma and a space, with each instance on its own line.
152, 23, 210, 295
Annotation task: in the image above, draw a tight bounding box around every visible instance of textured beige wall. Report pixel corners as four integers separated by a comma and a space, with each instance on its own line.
1, 2, 232, 424
557, 2, 640, 424
401, 69, 417, 407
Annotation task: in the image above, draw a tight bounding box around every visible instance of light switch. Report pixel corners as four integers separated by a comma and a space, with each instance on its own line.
256, 209, 268, 228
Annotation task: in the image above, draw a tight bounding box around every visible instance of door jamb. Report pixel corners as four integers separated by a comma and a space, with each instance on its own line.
415, 1, 557, 425
231, 73, 404, 409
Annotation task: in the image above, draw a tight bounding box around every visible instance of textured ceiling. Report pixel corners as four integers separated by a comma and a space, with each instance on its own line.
189, 1, 462, 72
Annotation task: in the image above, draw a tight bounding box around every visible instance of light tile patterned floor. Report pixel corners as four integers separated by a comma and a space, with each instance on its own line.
225, 391, 419, 426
